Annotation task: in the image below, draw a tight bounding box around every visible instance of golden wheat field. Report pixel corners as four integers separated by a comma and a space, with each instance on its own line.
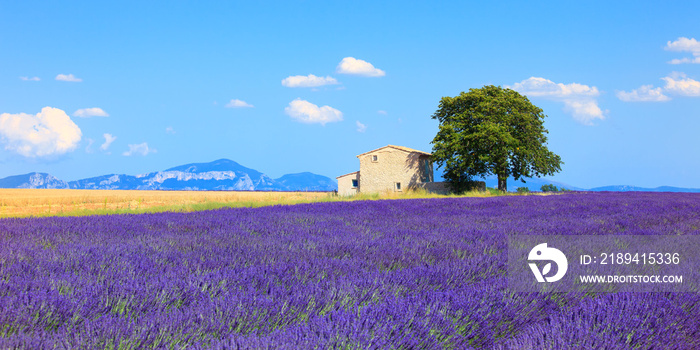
0, 189, 332, 218
0, 187, 510, 218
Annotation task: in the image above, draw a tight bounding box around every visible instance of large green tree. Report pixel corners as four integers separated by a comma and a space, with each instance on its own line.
431, 85, 562, 192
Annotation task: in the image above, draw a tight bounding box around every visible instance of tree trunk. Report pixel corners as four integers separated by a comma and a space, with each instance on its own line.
498, 175, 507, 192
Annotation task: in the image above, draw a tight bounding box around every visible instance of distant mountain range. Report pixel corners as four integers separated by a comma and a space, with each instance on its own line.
0, 159, 338, 191
1, 160, 698, 193
587, 185, 700, 193
478, 176, 700, 193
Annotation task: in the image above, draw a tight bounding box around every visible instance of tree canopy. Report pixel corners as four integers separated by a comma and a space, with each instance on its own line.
431, 85, 562, 192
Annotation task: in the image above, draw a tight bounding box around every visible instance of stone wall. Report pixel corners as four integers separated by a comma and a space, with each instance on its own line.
336, 171, 359, 196
358, 149, 431, 193
417, 182, 451, 195
471, 181, 487, 192
417, 181, 486, 194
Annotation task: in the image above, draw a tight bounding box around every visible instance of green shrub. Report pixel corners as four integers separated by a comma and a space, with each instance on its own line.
540, 184, 559, 192
516, 187, 530, 194
485, 188, 505, 196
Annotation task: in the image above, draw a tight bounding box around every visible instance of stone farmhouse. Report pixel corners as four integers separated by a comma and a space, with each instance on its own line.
336, 145, 450, 196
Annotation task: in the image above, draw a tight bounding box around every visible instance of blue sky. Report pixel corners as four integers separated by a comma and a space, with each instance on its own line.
1, 1, 699, 189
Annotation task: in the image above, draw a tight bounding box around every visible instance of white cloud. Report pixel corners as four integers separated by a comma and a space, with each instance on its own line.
0, 107, 82, 157
665, 37, 700, 64
55, 74, 82, 82
377, 110, 387, 115
165, 126, 175, 134
509, 77, 599, 98
74, 107, 109, 118
617, 73, 700, 102
356, 121, 367, 133
281, 74, 339, 88
101, 133, 116, 151
666, 37, 700, 52
616, 85, 670, 102
668, 57, 700, 64
336, 57, 385, 77
20, 76, 40, 81
85, 138, 94, 153
284, 99, 343, 125
123, 142, 155, 156
562, 101, 605, 124
508, 77, 605, 125
225, 99, 254, 108
662, 72, 700, 96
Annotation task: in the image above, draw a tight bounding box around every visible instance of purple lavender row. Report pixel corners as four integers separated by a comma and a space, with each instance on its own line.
1, 192, 699, 348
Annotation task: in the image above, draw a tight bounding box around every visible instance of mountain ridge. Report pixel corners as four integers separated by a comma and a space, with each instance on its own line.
0, 159, 337, 192
1, 161, 698, 192
588, 185, 700, 193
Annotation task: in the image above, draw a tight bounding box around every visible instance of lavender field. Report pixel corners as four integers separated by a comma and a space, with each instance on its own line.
1, 192, 700, 349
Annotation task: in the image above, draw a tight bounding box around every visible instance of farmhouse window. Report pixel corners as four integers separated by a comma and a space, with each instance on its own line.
421, 159, 431, 182
352, 179, 358, 188
395, 182, 402, 191
372, 155, 378, 162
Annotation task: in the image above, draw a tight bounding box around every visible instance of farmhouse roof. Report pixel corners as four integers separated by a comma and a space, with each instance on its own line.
336, 171, 360, 179
356, 145, 432, 158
